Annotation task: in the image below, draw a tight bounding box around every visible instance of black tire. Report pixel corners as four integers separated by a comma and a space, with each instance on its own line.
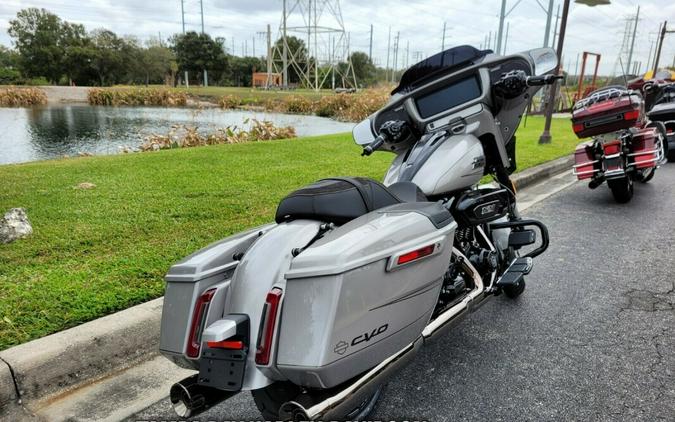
608, 176, 634, 203
503, 279, 526, 298
252, 381, 382, 421
636, 167, 655, 183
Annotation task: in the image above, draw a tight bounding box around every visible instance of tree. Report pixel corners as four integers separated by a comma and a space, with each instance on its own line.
8, 8, 76, 83
349, 51, 377, 87
89, 29, 134, 86
171, 31, 227, 84
225, 56, 265, 86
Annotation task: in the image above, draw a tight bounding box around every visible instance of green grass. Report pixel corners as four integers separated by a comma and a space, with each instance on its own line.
0, 116, 577, 350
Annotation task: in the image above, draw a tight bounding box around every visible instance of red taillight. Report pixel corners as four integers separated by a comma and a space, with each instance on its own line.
624, 110, 640, 121
206, 340, 244, 350
255, 288, 283, 366
573, 123, 585, 133
397, 244, 435, 265
186, 288, 217, 358
603, 141, 621, 155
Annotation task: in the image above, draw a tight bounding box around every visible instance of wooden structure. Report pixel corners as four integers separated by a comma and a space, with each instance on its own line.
252, 72, 282, 88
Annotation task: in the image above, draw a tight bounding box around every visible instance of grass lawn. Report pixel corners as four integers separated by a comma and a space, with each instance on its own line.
0, 116, 577, 349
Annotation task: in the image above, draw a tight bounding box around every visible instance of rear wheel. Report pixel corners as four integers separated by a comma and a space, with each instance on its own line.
636, 167, 655, 183
252, 381, 382, 421
608, 176, 634, 203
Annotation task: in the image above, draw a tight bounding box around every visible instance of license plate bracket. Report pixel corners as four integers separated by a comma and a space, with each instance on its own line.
198, 347, 247, 391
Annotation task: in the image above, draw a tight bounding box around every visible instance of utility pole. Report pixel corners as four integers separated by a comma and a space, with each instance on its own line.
488, 31, 492, 50
282, 0, 288, 87
653, 21, 674, 75
180, 0, 188, 89
503, 22, 510, 55
266, 24, 272, 88
406, 40, 410, 68
386, 26, 391, 82
496, 0, 506, 57
574, 52, 580, 79
392, 31, 400, 83
200, 0, 208, 87
543, 0, 554, 47
539, 0, 570, 144
442, 22, 447, 51
551, 4, 561, 48
252, 36, 256, 57
646, 39, 655, 73
369, 24, 373, 61
626, 6, 640, 74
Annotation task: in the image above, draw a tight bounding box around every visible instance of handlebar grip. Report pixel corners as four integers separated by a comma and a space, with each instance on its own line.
362, 135, 386, 156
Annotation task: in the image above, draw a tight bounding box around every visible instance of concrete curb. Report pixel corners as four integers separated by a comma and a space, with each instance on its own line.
512, 155, 574, 190
0, 298, 163, 409
0, 154, 575, 414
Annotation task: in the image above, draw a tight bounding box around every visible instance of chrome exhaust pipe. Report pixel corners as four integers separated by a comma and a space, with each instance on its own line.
170, 375, 237, 418
279, 247, 484, 421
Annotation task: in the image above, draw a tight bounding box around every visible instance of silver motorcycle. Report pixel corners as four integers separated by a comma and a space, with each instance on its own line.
160, 46, 558, 420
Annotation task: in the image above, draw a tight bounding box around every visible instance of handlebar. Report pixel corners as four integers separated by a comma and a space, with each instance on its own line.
525, 74, 563, 86
361, 134, 386, 156
362, 120, 411, 157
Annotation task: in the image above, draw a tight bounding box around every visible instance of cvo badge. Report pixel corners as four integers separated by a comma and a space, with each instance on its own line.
351, 324, 389, 347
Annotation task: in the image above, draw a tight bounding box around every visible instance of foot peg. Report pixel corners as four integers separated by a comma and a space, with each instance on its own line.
496, 257, 533, 287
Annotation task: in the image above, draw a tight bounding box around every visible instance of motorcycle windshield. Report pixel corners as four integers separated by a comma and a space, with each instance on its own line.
392, 45, 491, 95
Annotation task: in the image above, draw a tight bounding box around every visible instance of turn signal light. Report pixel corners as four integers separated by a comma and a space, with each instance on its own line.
572, 123, 585, 133
255, 288, 283, 365
186, 288, 217, 358
397, 244, 435, 265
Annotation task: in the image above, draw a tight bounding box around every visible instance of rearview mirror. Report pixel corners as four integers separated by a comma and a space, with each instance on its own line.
529, 48, 558, 76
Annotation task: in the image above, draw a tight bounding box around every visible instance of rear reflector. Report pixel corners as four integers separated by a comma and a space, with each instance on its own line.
624, 110, 640, 121
207, 340, 244, 350
186, 288, 217, 358
397, 244, 435, 265
255, 288, 283, 366
573, 123, 585, 134
603, 141, 621, 155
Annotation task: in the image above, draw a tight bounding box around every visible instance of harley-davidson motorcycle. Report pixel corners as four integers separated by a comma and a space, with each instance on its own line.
571, 84, 668, 203
159, 46, 557, 420
643, 80, 675, 162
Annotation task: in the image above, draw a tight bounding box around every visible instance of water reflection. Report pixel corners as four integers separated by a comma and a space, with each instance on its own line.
0, 105, 355, 165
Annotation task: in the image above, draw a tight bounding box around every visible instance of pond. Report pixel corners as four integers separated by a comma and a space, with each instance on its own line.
0, 105, 356, 165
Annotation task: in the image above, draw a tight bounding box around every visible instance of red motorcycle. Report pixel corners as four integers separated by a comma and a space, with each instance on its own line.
572, 86, 667, 203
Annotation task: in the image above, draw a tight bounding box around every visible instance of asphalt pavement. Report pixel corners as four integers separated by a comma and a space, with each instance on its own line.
131, 166, 675, 421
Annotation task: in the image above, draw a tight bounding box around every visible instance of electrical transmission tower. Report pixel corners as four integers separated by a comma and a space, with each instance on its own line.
612, 12, 639, 78
272, 0, 357, 91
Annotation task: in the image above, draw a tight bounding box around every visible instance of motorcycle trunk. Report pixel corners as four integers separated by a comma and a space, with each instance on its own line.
159, 202, 456, 390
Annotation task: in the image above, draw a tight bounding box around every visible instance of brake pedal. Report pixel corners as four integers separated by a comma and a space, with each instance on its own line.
496, 257, 533, 287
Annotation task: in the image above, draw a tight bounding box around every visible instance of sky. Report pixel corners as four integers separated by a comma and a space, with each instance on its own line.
0, 0, 673, 76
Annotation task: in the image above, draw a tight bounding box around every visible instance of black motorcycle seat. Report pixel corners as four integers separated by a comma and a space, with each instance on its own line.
275, 177, 427, 225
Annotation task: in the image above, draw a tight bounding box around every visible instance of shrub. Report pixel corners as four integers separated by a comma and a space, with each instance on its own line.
140, 119, 296, 151
218, 94, 244, 109
87, 88, 188, 106
314, 94, 352, 118
282, 95, 314, 114
0, 87, 48, 106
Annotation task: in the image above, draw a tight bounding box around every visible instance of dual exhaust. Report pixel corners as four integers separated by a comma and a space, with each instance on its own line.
170, 247, 484, 420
